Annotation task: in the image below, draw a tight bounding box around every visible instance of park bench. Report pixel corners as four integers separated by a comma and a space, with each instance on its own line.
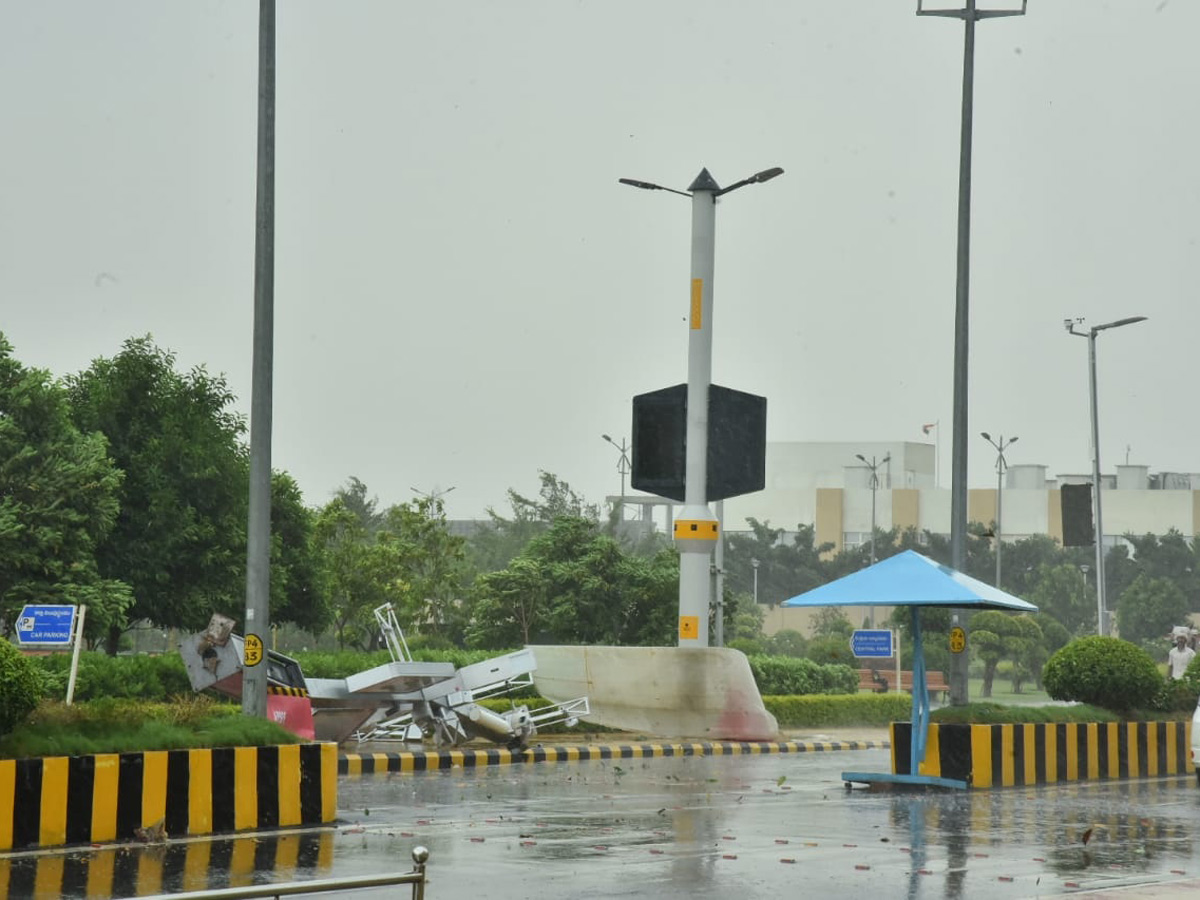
857, 667, 951, 701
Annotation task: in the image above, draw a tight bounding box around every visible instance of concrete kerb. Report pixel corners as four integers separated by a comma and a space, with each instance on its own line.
339, 733, 891, 776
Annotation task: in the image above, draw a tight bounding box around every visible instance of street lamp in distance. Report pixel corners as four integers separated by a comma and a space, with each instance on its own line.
855, 452, 890, 627
1065, 315, 1148, 635
980, 432, 1017, 589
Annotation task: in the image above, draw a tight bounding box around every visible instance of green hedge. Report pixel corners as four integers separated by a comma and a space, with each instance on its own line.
763, 693, 911, 728
26, 652, 193, 703
0, 642, 42, 737
746, 655, 857, 695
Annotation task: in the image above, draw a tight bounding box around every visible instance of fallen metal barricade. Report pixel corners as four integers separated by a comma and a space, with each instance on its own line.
137, 846, 429, 900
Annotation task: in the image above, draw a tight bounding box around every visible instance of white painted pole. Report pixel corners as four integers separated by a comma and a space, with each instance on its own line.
673, 170, 720, 648
66, 604, 87, 705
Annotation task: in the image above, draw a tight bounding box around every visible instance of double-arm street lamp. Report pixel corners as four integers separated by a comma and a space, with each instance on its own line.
855, 453, 890, 626
620, 166, 783, 647
601, 434, 631, 519
980, 433, 1017, 589
1065, 315, 1148, 636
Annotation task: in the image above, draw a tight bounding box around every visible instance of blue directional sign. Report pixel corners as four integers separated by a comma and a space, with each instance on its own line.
850, 629, 894, 659
15, 605, 77, 646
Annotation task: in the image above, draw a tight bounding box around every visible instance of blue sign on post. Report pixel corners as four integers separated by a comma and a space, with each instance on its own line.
15, 605, 78, 646
850, 629, 894, 658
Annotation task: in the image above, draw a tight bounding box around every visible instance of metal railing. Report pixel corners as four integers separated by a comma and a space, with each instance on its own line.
137, 847, 429, 900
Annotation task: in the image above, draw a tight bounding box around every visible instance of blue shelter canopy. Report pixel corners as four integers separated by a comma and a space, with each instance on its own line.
781, 550, 1038, 613
782, 550, 1038, 789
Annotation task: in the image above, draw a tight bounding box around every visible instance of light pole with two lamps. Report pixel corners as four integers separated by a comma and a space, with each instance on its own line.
1065, 315, 1148, 636
620, 166, 783, 647
855, 452, 890, 626
601, 434, 631, 520
980, 433, 1016, 589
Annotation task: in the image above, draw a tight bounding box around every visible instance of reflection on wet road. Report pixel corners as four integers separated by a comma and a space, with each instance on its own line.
335, 749, 1200, 898
6, 748, 1200, 898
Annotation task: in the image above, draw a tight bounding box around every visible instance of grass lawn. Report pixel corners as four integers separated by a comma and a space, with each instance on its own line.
965, 676, 1051, 706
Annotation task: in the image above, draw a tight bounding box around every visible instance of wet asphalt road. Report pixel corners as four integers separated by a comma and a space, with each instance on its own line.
332, 748, 1200, 899
8, 747, 1200, 898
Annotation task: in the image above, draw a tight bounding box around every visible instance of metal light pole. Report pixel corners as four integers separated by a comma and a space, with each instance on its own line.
602, 434, 631, 519
243, 0, 276, 720
918, 0, 1026, 706
1066, 315, 1148, 636
980, 433, 1017, 589
410, 485, 455, 508
855, 454, 891, 568
855, 453, 890, 627
751, 557, 760, 606
620, 167, 783, 647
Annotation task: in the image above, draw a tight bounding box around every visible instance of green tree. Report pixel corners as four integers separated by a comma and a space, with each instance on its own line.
0, 335, 131, 639
313, 482, 470, 649
1028, 563, 1094, 636
966, 611, 1043, 696
811, 607, 853, 639
999, 534, 1065, 600
1115, 574, 1189, 647
468, 516, 677, 649
313, 497, 390, 650
723, 520, 831, 608
66, 337, 249, 650
467, 471, 598, 575
269, 472, 330, 635
968, 610, 1014, 698
376, 496, 469, 643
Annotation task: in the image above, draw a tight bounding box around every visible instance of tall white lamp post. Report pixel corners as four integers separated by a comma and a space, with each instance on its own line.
619, 167, 783, 646
1065, 315, 1148, 636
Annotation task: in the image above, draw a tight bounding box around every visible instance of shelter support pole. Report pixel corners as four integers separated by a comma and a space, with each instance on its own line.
910, 607, 931, 774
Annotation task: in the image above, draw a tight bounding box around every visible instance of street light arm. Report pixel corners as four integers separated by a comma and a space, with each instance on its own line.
713, 166, 785, 198
617, 177, 691, 198
1093, 315, 1148, 333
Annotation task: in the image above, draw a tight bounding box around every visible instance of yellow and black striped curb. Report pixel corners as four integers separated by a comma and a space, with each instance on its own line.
0, 744, 338, 851
894, 721, 1194, 788
0, 830, 333, 898
340, 739, 890, 775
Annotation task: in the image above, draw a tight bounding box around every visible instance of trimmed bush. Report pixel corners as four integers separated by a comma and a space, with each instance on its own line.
27, 652, 192, 703
1042, 636, 1163, 712
0, 642, 45, 736
763, 693, 911, 728
748, 655, 857, 695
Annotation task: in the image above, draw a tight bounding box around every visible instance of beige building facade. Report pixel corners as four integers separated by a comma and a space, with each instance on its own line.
721, 442, 1200, 637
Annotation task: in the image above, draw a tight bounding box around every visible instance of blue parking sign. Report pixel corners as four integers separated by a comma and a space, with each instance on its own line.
15, 605, 77, 646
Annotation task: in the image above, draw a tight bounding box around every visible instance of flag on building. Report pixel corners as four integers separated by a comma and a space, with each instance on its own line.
922, 422, 936, 435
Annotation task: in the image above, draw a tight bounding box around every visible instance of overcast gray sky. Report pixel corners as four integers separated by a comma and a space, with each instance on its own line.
2, 1, 1195, 523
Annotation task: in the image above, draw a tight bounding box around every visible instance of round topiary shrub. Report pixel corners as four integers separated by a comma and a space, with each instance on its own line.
1042, 636, 1163, 712
0, 639, 43, 735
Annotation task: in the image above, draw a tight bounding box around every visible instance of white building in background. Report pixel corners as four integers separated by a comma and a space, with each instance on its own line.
715, 441, 1200, 637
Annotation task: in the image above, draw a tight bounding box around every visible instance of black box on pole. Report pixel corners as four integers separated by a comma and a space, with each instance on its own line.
630, 383, 766, 502
1061, 483, 1095, 547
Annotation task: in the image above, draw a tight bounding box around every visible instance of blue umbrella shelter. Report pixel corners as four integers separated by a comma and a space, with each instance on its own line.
782, 550, 1037, 788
